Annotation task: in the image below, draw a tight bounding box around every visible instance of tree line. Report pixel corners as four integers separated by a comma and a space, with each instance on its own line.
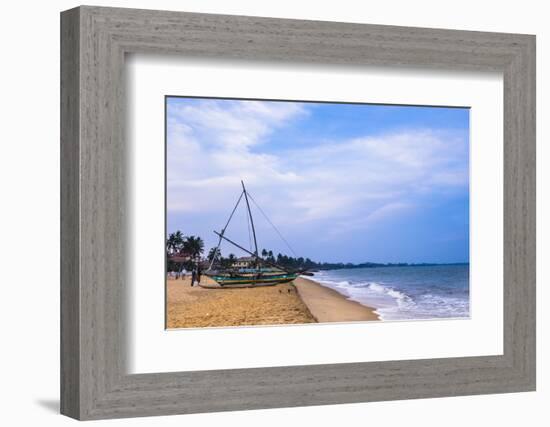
166, 230, 467, 272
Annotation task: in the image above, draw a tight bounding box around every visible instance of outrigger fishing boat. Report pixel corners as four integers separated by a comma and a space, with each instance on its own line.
204, 181, 301, 287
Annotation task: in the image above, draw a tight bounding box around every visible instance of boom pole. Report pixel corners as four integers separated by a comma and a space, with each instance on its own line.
213, 231, 289, 273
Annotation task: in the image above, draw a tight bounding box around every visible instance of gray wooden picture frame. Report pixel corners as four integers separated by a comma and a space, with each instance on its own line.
60, 5, 536, 420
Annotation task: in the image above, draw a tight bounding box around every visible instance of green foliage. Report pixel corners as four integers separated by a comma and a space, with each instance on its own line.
166, 230, 205, 272
166, 230, 184, 254
184, 235, 204, 258
207, 247, 221, 262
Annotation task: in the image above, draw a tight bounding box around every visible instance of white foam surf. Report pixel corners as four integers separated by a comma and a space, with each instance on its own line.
310, 268, 469, 321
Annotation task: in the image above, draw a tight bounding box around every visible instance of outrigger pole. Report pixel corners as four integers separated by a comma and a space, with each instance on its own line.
213, 230, 290, 274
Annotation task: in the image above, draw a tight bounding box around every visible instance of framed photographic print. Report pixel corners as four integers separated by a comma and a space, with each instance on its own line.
164, 96, 470, 329
61, 6, 536, 420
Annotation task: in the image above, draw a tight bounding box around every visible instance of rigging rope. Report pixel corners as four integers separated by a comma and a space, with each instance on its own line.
247, 192, 298, 258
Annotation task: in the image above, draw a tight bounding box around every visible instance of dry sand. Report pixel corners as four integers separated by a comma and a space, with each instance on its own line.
166, 275, 379, 329
166, 277, 316, 328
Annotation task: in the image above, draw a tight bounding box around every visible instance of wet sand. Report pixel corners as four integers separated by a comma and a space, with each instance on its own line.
293, 277, 379, 322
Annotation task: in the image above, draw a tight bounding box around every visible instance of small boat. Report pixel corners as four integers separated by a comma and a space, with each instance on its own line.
208, 272, 298, 287
204, 181, 302, 287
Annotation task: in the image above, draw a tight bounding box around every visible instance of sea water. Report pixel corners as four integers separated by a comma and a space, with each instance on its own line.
310, 265, 469, 321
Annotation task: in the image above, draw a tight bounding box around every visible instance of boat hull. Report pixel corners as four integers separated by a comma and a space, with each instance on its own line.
207, 273, 298, 287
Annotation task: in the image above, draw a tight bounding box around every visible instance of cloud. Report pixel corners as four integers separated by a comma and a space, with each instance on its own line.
268, 129, 468, 228
167, 99, 308, 213
322, 202, 415, 238
166, 98, 469, 254
168, 99, 307, 151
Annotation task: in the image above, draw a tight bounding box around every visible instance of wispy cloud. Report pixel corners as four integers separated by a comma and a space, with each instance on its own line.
168, 99, 307, 151
322, 202, 415, 239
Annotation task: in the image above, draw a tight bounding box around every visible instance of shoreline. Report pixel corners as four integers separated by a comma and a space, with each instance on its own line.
293, 277, 380, 322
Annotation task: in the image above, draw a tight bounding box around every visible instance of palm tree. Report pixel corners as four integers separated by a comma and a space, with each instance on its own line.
166, 233, 176, 254
184, 236, 205, 260
208, 247, 221, 262
166, 230, 186, 275
166, 230, 185, 254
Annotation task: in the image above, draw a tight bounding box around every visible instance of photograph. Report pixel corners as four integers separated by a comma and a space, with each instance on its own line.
165, 96, 470, 329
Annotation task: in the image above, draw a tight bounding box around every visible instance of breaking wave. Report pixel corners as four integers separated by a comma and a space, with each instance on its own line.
311, 265, 470, 321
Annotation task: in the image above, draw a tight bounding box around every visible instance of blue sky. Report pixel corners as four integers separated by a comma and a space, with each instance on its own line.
166, 97, 469, 264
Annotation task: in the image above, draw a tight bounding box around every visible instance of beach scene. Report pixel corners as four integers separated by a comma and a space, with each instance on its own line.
166, 96, 469, 328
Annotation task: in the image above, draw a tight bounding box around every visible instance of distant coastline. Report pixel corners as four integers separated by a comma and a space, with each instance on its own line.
167, 228, 468, 274
311, 261, 469, 272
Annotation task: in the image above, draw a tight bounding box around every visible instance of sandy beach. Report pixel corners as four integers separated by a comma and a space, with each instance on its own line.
167, 275, 379, 329
166, 277, 316, 328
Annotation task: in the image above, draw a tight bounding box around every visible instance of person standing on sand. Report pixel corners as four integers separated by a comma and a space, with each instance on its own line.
191, 268, 196, 286
197, 264, 202, 285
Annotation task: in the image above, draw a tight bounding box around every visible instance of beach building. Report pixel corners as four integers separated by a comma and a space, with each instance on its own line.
231, 256, 256, 269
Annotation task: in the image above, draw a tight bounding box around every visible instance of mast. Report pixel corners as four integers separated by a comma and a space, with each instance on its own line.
241, 180, 259, 263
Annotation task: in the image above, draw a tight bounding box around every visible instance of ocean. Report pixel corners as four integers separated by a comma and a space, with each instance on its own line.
309, 264, 469, 321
